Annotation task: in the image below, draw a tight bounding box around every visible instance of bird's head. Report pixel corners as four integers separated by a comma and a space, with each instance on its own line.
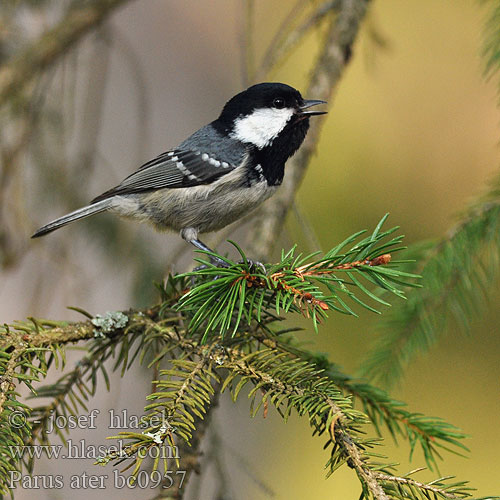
217, 82, 327, 149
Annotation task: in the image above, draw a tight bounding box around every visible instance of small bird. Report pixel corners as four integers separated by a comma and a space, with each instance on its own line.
32, 82, 326, 264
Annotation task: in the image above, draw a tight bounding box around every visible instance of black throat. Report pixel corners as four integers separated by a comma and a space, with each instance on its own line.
249, 117, 310, 186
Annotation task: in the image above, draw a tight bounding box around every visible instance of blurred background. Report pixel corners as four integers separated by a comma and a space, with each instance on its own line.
1, 0, 499, 498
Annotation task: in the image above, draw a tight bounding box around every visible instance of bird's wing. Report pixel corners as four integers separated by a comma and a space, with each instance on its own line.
91, 149, 239, 203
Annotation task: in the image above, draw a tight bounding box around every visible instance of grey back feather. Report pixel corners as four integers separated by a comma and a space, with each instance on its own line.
178, 123, 247, 165
91, 124, 248, 203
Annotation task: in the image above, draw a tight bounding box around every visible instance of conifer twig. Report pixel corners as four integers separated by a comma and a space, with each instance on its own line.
151, 387, 221, 500
0, 344, 24, 416
256, 0, 341, 80
375, 472, 464, 500
358, 1, 500, 387
251, 330, 468, 471
219, 345, 382, 500
239, 253, 392, 313
246, 0, 371, 260
0, 0, 132, 108
360, 198, 500, 387
0, 267, 483, 499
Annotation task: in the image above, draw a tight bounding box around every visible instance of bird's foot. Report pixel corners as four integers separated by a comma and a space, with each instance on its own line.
188, 238, 266, 273
210, 256, 231, 268
190, 257, 229, 286
189, 238, 231, 269
239, 258, 267, 274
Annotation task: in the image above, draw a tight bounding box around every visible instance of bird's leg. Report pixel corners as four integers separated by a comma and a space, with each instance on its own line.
181, 228, 229, 268
190, 238, 230, 268
183, 238, 226, 287
181, 229, 266, 273
191, 239, 266, 273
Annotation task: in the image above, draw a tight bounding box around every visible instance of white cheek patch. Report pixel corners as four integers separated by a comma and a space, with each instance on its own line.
230, 107, 294, 148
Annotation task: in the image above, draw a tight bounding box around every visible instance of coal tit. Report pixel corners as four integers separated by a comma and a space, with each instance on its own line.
32, 82, 326, 262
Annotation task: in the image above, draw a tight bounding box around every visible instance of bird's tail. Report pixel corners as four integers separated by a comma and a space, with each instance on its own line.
31, 199, 112, 238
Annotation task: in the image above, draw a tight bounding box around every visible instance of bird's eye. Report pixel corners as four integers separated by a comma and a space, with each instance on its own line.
273, 98, 285, 109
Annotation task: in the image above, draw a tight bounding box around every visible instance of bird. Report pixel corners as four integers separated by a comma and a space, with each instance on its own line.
32, 82, 327, 266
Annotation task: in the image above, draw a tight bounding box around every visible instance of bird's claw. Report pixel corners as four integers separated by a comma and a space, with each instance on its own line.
190, 257, 228, 286
210, 256, 230, 268
239, 258, 267, 274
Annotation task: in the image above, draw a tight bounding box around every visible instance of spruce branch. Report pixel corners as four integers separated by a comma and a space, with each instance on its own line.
374, 469, 498, 500
483, 0, 500, 102
0, 328, 64, 491
256, 0, 342, 81
0, 257, 493, 499
0, 0, 132, 109
1, 0, 496, 497
25, 314, 141, 452
102, 324, 481, 499
214, 345, 483, 500
216, 345, 388, 498
150, 390, 221, 500
358, 1, 500, 388
180, 216, 418, 339
251, 330, 468, 472
360, 185, 500, 387
246, 0, 372, 260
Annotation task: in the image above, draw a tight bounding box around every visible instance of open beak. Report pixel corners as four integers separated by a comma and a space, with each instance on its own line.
298, 99, 327, 117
